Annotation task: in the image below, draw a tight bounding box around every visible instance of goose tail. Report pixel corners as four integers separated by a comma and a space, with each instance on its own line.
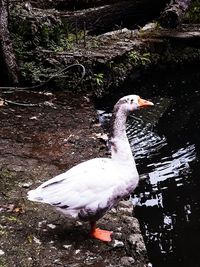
27, 188, 43, 202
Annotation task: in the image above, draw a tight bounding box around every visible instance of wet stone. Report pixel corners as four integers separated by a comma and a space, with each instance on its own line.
128, 234, 146, 253
121, 256, 135, 266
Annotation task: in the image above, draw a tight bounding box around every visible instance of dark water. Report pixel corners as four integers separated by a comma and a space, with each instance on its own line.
96, 66, 200, 267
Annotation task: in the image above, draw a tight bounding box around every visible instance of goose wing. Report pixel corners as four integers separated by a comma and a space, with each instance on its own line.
27, 158, 134, 211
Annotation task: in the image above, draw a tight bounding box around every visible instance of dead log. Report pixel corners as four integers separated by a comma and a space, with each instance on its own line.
30, 0, 126, 10
159, 0, 192, 28
140, 24, 200, 48
60, 0, 169, 35
0, 0, 19, 85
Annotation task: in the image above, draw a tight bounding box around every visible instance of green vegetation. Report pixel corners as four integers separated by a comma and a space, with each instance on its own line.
0, 257, 8, 267
93, 73, 104, 86
0, 225, 7, 237
10, 4, 84, 83
0, 168, 13, 179
0, 168, 17, 193
127, 51, 151, 66
185, 0, 200, 23
21, 62, 42, 83
10, 4, 84, 52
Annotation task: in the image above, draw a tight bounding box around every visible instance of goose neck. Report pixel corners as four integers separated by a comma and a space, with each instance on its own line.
110, 107, 128, 140
109, 107, 134, 165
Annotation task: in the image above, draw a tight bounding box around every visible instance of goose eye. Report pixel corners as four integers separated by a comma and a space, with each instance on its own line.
130, 99, 134, 104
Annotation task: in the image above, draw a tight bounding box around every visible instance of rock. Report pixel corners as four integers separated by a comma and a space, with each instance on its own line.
112, 239, 124, 248
114, 232, 123, 239
141, 22, 157, 32
38, 220, 47, 228
21, 182, 33, 188
47, 223, 56, 229
128, 234, 146, 253
75, 221, 83, 226
0, 249, 5, 256
121, 256, 135, 266
120, 200, 133, 208
63, 244, 72, 249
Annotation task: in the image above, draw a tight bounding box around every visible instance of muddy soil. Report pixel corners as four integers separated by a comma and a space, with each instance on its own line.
0, 90, 149, 267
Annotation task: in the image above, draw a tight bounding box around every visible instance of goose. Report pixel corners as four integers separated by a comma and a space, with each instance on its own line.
27, 95, 154, 242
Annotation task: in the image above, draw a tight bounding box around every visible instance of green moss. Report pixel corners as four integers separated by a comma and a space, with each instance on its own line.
185, 0, 200, 23
10, 4, 84, 53
0, 168, 17, 193
6, 216, 21, 224
0, 169, 13, 179
11, 33, 26, 60
20, 62, 41, 83
0, 257, 8, 267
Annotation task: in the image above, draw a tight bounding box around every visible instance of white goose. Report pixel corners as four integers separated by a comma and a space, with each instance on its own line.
28, 95, 153, 242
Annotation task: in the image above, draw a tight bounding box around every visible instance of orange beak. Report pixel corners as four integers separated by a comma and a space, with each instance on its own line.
138, 97, 154, 108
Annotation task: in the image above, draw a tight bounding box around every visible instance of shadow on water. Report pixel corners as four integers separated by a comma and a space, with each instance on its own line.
95, 65, 200, 267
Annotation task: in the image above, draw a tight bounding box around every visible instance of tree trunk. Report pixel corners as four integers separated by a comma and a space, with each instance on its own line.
60, 0, 169, 35
159, 0, 192, 28
0, 0, 19, 85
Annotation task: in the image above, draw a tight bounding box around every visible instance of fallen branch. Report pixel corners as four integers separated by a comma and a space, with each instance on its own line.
0, 63, 86, 91
140, 24, 200, 47
30, 0, 127, 10
60, 0, 169, 34
159, 0, 192, 28
0, 63, 86, 107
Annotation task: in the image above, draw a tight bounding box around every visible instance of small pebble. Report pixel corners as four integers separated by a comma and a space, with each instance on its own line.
38, 221, 46, 228
53, 259, 62, 265
0, 249, 5, 256
75, 221, 83, 226
21, 182, 33, 188
33, 236, 41, 245
29, 116, 38, 120
63, 244, 72, 249
114, 232, 123, 239
75, 249, 81, 254
112, 239, 124, 248
121, 256, 135, 266
47, 223, 56, 229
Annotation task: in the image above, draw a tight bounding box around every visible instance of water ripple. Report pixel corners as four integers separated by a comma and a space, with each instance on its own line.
127, 116, 167, 160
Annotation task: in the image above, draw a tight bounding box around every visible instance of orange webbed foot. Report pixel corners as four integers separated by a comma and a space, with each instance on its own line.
90, 227, 113, 242
90, 222, 113, 242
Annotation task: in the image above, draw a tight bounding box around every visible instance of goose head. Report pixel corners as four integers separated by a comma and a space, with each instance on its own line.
114, 95, 154, 114
110, 94, 154, 141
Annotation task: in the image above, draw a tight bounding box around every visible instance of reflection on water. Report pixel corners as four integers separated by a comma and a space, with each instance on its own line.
129, 95, 200, 267
97, 93, 200, 267
146, 144, 196, 186
127, 115, 167, 160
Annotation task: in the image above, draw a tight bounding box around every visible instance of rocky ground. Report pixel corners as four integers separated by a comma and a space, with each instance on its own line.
0, 90, 149, 267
